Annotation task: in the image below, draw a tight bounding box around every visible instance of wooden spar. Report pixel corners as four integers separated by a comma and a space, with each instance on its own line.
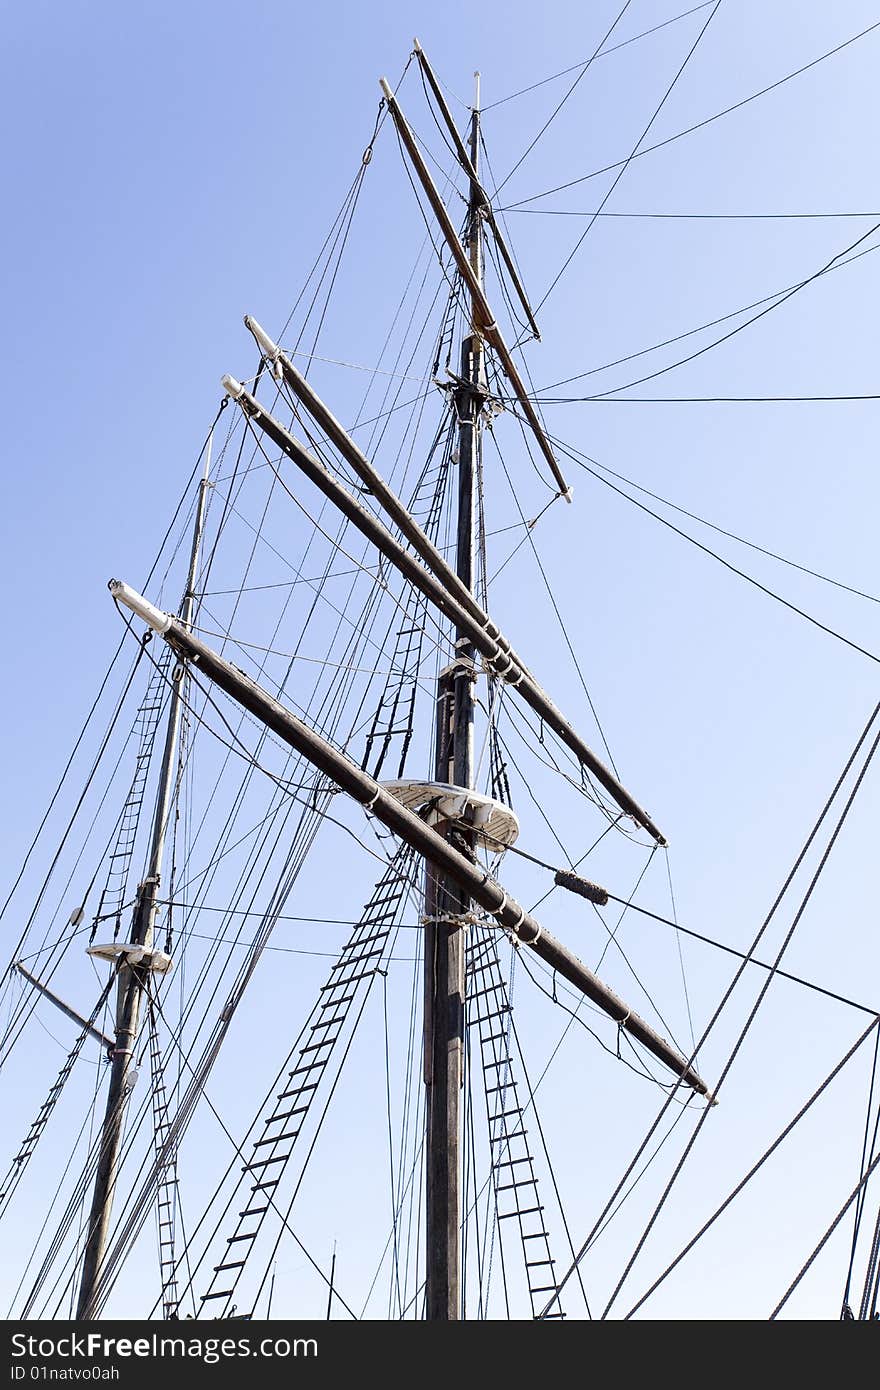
379, 76, 572, 501
14, 964, 115, 1052
220, 377, 667, 845
244, 316, 505, 644
108, 580, 711, 1099
412, 39, 541, 340
76, 442, 212, 1321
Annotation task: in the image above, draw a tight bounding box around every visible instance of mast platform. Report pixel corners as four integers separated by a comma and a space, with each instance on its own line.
380, 780, 519, 850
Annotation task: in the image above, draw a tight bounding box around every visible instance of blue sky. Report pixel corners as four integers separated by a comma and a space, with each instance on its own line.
2, 0, 880, 1320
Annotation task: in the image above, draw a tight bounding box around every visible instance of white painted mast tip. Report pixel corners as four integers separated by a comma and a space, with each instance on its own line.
221, 373, 244, 400
108, 580, 172, 635
244, 315, 280, 362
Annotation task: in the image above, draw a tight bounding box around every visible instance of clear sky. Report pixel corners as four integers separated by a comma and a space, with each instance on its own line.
2, 0, 880, 1321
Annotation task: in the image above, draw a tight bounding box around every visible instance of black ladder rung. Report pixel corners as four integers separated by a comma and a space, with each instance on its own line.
253, 1130, 298, 1148
277, 1081, 319, 1101
288, 1059, 323, 1077
485, 1082, 518, 1095
250, 1180, 278, 1192
299, 1039, 334, 1055
319, 994, 355, 1011
495, 1156, 534, 1169
245, 1153, 291, 1170
522, 1232, 551, 1241
489, 1127, 528, 1143
237, 1206, 268, 1219
213, 1260, 246, 1273
201, 1290, 235, 1301
313, 1014, 346, 1031
331, 946, 385, 971
479, 1029, 510, 1043
495, 1179, 536, 1192
498, 1206, 543, 1220
226, 1232, 258, 1244
265, 1105, 309, 1125
530, 1286, 559, 1295
526, 1259, 555, 1269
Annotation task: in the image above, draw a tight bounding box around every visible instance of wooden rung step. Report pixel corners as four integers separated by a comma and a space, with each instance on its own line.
498, 1205, 543, 1220
245, 1153, 291, 1169
213, 1260, 246, 1273
226, 1232, 258, 1244
200, 1290, 234, 1301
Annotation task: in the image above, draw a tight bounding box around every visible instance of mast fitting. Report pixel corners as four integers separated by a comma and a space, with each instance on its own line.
109, 580, 172, 635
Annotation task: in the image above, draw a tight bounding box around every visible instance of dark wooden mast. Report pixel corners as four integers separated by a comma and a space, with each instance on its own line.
423, 71, 484, 1322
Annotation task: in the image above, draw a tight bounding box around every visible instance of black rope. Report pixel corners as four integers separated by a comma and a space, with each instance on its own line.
625, 1014, 880, 1318
841, 1024, 880, 1316
532, 1, 723, 317
534, 241, 879, 394
552, 217, 880, 397
482, 3, 716, 111
505, 19, 880, 208
542, 693, 880, 1316
490, 0, 634, 198
603, 708, 880, 1318
548, 432, 880, 667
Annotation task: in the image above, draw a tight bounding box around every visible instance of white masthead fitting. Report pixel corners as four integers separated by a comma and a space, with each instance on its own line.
244, 315, 279, 363
379, 77, 394, 102
221, 373, 245, 400
108, 579, 172, 635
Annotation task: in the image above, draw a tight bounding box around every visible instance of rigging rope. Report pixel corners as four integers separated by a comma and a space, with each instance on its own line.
542, 693, 880, 1316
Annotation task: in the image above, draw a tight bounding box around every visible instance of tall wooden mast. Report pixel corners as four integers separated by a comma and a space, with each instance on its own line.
423, 70, 484, 1323
76, 442, 212, 1320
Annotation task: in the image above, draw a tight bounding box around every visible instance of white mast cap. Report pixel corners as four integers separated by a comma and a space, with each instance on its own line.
244, 315, 280, 362
108, 579, 172, 635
